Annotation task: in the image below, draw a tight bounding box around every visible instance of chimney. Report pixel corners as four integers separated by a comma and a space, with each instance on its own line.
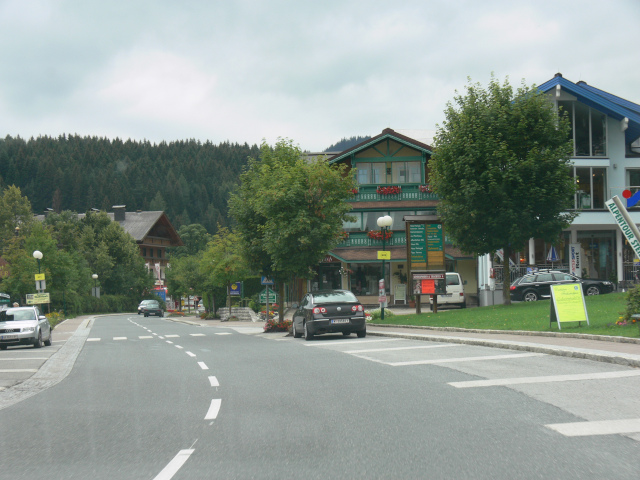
113, 205, 126, 222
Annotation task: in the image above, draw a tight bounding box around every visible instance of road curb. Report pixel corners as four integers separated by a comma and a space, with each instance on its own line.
367, 330, 640, 368
370, 323, 640, 344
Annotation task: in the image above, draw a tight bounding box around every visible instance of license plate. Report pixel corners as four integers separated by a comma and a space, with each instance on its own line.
330, 319, 350, 324
441, 294, 452, 297
0, 335, 18, 340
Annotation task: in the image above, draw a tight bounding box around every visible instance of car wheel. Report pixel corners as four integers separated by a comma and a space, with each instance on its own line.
44, 330, 52, 346
292, 322, 302, 338
523, 291, 538, 301
343, 331, 351, 337
357, 328, 366, 338
144, 313, 148, 317
304, 322, 313, 341
586, 286, 600, 295
33, 331, 43, 348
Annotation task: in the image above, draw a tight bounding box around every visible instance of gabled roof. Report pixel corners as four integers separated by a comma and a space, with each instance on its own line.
327, 128, 433, 165
36, 210, 183, 246
538, 73, 640, 144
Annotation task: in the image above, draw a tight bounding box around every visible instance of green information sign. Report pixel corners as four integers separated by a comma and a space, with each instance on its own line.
426, 224, 444, 270
259, 288, 278, 304
550, 284, 589, 330
409, 224, 427, 269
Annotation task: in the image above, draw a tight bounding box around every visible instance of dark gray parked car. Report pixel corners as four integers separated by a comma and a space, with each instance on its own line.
510, 270, 614, 301
292, 290, 366, 340
0, 306, 52, 349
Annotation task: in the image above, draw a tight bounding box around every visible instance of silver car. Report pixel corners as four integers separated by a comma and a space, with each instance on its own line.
0, 306, 52, 350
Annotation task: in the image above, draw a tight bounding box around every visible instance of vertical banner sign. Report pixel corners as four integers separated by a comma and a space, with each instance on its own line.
409, 224, 427, 269
606, 196, 640, 260
569, 243, 582, 277
426, 224, 445, 270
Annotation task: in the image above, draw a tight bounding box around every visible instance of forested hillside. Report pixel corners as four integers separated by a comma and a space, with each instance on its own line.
0, 135, 260, 233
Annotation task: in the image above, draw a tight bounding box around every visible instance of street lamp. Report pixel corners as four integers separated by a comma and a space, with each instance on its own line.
377, 215, 393, 320
33, 250, 43, 273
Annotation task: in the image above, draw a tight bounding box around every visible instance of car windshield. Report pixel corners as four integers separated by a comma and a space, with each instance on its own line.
0, 309, 36, 321
312, 291, 358, 304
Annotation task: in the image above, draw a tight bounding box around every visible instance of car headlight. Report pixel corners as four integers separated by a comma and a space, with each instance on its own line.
22, 327, 35, 333
603, 281, 612, 285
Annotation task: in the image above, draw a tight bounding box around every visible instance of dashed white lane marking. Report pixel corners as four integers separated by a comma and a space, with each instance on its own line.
305, 338, 401, 347
87, 338, 100, 342
139, 336, 154, 339
205, 399, 222, 420
214, 333, 232, 335
175, 345, 184, 349
154, 449, 195, 480
198, 362, 209, 370
166, 341, 173, 344
449, 370, 640, 388
208, 376, 219, 387
345, 344, 456, 354
186, 351, 196, 357
355, 352, 545, 366
158, 336, 165, 339
190, 334, 206, 337
546, 418, 640, 437
165, 335, 180, 338
113, 337, 127, 341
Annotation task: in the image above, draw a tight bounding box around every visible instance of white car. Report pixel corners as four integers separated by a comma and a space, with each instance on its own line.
0, 306, 52, 349
430, 272, 466, 308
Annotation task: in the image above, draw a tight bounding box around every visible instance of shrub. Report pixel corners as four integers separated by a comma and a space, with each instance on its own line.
368, 308, 395, 321
264, 318, 291, 333
622, 284, 640, 322
46, 311, 65, 328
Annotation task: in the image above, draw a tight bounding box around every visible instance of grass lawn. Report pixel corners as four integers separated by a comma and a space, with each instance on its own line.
372, 292, 640, 338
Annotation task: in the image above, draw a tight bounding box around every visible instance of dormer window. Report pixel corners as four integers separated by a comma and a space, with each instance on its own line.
558, 101, 607, 157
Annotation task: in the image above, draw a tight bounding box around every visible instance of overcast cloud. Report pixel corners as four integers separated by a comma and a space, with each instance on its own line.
1, 0, 638, 151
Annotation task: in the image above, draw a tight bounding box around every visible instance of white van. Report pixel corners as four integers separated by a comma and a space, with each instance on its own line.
430, 272, 466, 308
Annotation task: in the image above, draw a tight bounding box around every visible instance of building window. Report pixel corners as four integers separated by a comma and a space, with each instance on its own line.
558, 101, 607, 157
391, 162, 421, 183
142, 247, 147, 257
342, 213, 362, 232
356, 162, 388, 184
574, 167, 606, 209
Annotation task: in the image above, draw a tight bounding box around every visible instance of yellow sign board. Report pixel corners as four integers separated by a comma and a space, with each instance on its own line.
550, 284, 589, 330
377, 251, 391, 260
35, 273, 45, 281
26, 293, 51, 305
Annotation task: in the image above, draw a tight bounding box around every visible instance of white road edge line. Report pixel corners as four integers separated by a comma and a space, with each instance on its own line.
546, 418, 640, 437
449, 370, 640, 388
386, 352, 545, 366
205, 399, 222, 420
209, 376, 219, 387
153, 449, 195, 480
305, 338, 401, 347
345, 344, 456, 354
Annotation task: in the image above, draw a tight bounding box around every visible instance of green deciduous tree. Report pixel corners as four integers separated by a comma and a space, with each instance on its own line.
430, 76, 577, 304
200, 227, 251, 312
229, 138, 356, 318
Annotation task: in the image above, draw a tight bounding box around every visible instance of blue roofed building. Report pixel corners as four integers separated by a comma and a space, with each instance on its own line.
479, 73, 640, 304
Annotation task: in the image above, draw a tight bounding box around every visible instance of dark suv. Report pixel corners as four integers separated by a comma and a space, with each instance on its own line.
510, 270, 614, 301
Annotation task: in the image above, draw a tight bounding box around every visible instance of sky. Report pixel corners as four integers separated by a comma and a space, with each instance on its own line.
1, 0, 639, 152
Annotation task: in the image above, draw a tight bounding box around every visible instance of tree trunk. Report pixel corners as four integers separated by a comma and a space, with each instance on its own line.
502, 246, 512, 305
278, 282, 285, 321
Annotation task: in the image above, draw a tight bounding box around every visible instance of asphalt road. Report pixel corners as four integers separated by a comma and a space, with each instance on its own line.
1, 314, 640, 479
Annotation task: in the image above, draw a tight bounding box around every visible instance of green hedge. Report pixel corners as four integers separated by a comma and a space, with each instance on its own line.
48, 291, 140, 315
